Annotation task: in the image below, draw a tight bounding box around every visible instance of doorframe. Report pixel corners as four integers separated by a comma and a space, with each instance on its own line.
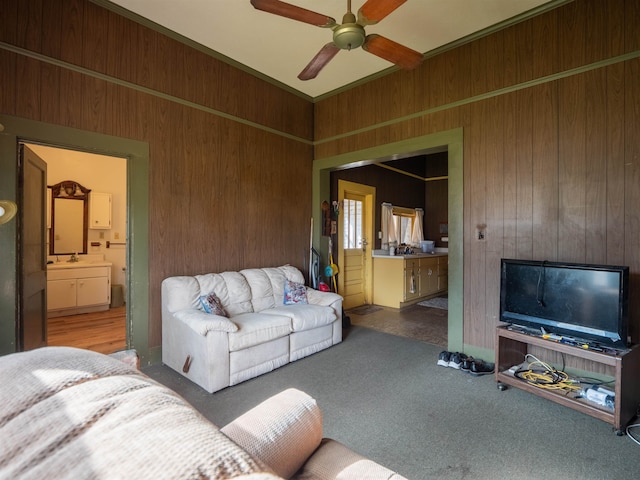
0, 115, 151, 363
312, 128, 463, 352
337, 180, 375, 306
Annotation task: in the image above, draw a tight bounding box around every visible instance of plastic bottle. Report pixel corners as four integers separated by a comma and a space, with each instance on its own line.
581, 385, 614, 410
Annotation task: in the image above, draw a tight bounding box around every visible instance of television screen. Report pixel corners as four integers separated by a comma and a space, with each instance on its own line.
500, 259, 629, 348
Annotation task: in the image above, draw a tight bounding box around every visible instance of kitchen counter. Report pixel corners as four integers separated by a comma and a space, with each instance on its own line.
371, 250, 448, 259
372, 251, 448, 308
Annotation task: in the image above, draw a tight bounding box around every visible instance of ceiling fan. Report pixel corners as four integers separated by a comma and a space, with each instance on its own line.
250, 0, 424, 80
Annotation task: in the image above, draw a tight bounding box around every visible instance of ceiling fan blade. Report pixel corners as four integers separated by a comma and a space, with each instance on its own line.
357, 0, 407, 26
298, 43, 341, 80
250, 0, 336, 28
362, 34, 423, 69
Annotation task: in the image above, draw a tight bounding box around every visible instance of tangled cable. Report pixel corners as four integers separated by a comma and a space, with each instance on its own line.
513, 354, 581, 393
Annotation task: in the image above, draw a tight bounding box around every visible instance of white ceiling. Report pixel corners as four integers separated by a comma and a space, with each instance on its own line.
107, 0, 558, 99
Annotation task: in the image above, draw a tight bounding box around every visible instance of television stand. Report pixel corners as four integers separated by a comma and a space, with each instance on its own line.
495, 326, 640, 434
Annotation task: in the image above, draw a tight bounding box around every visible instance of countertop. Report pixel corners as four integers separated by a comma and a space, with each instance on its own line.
372, 250, 448, 259
47, 260, 112, 270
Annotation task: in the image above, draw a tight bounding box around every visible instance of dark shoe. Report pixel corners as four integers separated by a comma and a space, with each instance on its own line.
470, 360, 495, 376
460, 356, 475, 372
448, 352, 468, 369
437, 351, 451, 367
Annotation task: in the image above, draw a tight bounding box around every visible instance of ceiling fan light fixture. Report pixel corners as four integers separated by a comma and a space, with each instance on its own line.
332, 22, 365, 50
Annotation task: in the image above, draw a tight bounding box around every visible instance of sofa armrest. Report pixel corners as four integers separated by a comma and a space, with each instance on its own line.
172, 309, 238, 335
294, 439, 408, 480
221, 388, 323, 479
305, 289, 342, 308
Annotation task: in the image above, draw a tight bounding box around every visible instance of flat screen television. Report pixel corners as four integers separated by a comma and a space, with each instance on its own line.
499, 259, 629, 348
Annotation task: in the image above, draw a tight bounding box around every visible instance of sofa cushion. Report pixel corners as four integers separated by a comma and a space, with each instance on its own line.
283, 280, 308, 305
263, 304, 337, 332
228, 313, 292, 352
196, 272, 254, 316
241, 266, 308, 312
0, 347, 272, 480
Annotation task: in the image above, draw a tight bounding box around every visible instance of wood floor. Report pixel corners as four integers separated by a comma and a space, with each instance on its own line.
47, 306, 127, 355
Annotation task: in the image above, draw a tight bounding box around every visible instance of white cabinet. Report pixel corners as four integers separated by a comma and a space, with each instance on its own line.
89, 192, 112, 229
47, 265, 111, 317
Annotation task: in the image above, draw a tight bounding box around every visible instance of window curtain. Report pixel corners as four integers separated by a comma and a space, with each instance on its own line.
411, 208, 424, 246
381, 203, 396, 249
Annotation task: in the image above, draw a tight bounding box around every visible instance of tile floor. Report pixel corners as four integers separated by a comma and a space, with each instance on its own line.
346, 301, 447, 348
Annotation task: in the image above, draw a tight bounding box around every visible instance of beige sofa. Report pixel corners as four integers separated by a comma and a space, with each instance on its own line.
162, 265, 343, 393
0, 346, 407, 480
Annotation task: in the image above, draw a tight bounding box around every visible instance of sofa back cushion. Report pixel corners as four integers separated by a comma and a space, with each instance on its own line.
241, 266, 306, 313
196, 271, 254, 316
162, 276, 202, 313
163, 266, 308, 317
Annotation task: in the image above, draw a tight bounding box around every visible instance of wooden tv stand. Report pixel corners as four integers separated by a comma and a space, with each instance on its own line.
495, 326, 640, 434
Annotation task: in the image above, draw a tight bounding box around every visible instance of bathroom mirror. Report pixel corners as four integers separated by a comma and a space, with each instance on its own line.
49, 180, 90, 255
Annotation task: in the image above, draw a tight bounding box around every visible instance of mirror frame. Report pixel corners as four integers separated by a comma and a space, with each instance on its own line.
48, 180, 90, 255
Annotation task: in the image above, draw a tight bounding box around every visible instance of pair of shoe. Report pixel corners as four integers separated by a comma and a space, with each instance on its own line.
437, 351, 495, 375
437, 351, 468, 369
461, 357, 495, 376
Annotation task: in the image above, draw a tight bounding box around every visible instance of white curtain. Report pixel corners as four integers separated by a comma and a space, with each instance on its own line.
411, 208, 424, 246
381, 203, 396, 249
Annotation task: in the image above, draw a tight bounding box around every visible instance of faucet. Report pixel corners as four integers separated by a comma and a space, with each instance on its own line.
68, 252, 79, 263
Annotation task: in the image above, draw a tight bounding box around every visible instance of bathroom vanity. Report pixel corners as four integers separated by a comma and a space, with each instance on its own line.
47, 261, 112, 317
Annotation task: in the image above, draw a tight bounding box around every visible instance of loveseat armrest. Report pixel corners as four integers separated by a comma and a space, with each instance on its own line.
305, 289, 342, 308
172, 309, 238, 335
221, 388, 323, 479
293, 438, 408, 480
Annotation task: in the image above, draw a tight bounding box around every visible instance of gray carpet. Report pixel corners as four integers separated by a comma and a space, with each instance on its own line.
145, 327, 640, 480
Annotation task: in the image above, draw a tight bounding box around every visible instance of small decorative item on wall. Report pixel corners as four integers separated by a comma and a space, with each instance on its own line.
322, 201, 331, 236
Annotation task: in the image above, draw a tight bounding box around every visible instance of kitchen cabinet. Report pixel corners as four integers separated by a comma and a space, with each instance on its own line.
89, 192, 112, 229
47, 264, 111, 317
373, 254, 448, 308
419, 257, 439, 296
404, 259, 420, 301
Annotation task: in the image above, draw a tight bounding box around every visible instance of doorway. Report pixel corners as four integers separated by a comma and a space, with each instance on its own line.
337, 180, 375, 309
312, 128, 463, 353
26, 143, 128, 354
0, 114, 150, 362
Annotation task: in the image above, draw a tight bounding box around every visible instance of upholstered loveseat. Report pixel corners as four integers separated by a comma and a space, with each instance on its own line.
0, 346, 407, 479
162, 265, 343, 393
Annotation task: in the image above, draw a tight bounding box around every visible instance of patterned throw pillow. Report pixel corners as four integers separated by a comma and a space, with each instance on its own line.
284, 280, 308, 305
199, 292, 228, 317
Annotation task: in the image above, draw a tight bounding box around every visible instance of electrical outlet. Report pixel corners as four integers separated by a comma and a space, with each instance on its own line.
114, 232, 120, 240
99, 232, 104, 239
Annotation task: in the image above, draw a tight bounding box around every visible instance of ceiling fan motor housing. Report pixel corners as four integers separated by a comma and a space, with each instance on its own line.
333, 12, 365, 50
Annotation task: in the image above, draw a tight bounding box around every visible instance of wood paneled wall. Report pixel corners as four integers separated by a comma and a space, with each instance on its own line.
0, 0, 314, 350
2, 0, 639, 360
314, 0, 640, 352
